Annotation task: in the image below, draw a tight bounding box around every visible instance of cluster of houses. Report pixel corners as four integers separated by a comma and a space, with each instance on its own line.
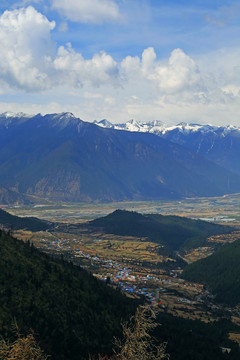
38, 236, 181, 302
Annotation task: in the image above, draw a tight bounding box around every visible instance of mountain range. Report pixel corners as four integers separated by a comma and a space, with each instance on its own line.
1, 112, 240, 204
95, 119, 240, 176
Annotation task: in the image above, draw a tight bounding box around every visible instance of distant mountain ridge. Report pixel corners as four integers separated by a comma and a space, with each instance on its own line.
1, 112, 240, 203
94, 118, 239, 137
95, 119, 240, 176
0, 185, 34, 205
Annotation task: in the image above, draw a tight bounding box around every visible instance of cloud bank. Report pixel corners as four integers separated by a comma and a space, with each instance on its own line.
0, 6, 239, 125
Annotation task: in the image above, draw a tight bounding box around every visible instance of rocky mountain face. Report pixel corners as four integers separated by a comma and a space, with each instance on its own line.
0, 185, 34, 205
1, 112, 240, 203
95, 119, 240, 176
159, 124, 240, 176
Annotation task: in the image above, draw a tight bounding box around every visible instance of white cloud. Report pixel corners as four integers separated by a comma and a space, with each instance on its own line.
12, 0, 41, 6
51, 0, 120, 24
221, 85, 240, 97
83, 91, 103, 99
0, 7, 240, 125
141, 47, 156, 76
0, 7, 119, 90
58, 21, 68, 32
120, 48, 203, 99
104, 96, 115, 105
147, 48, 201, 94
204, 4, 240, 27
53, 44, 118, 87
0, 6, 55, 91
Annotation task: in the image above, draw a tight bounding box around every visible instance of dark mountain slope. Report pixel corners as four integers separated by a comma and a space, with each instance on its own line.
90, 210, 231, 251
183, 238, 240, 305
0, 208, 52, 231
0, 230, 136, 359
1, 227, 239, 359
0, 113, 240, 202
159, 124, 240, 175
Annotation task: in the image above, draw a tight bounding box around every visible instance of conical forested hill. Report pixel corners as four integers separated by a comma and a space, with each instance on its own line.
90, 209, 231, 251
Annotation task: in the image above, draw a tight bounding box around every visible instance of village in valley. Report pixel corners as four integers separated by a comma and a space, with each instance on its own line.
11, 223, 240, 332
3, 194, 240, 347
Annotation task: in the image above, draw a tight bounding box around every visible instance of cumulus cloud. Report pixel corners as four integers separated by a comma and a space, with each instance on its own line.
0, 6, 55, 91
53, 44, 118, 87
121, 47, 202, 95
0, 6, 119, 90
0, 6, 240, 125
51, 0, 120, 24
143, 48, 201, 93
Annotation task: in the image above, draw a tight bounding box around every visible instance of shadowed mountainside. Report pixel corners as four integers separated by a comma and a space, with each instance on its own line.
183, 238, 240, 306
0, 113, 240, 203
0, 230, 137, 359
0, 208, 52, 231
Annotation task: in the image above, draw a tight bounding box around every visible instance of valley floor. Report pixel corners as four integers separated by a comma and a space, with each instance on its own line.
6, 193, 240, 225
5, 194, 240, 349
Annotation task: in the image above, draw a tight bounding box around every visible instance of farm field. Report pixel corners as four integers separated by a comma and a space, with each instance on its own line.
6, 194, 240, 338
12, 227, 240, 325
6, 193, 240, 225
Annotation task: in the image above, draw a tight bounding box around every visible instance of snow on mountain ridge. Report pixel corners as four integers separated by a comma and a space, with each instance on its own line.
45, 112, 85, 131
93, 119, 113, 128
0, 112, 35, 127
94, 119, 240, 136
0, 112, 239, 136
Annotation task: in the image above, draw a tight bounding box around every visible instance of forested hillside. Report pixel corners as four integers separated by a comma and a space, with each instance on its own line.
1, 229, 240, 359
183, 238, 240, 305
0, 208, 52, 232
0, 230, 137, 359
90, 210, 231, 251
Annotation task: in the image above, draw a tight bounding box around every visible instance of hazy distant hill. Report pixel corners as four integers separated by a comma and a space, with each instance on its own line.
90, 210, 230, 251
0, 208, 52, 231
183, 238, 240, 305
0, 185, 34, 205
0, 112, 240, 203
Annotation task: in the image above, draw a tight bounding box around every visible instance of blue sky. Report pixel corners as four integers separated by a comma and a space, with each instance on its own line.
0, 0, 239, 125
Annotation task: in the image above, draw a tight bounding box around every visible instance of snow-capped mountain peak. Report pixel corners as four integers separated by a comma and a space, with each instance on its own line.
94, 118, 240, 138
93, 119, 114, 128
0, 112, 34, 127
